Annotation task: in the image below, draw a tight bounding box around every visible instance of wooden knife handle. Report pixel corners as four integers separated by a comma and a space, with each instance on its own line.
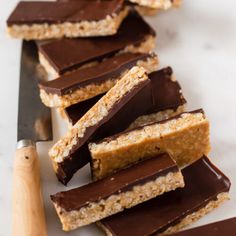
13, 140, 47, 236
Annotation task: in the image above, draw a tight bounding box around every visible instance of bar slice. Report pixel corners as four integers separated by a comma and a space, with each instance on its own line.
38, 11, 156, 77
62, 67, 186, 126
6, 0, 129, 40
50, 67, 153, 184
89, 109, 210, 180
171, 217, 236, 236
51, 153, 184, 231
39, 53, 158, 108
99, 156, 231, 236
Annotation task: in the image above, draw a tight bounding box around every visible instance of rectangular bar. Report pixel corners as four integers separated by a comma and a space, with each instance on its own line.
7, 0, 129, 40
99, 156, 231, 236
50, 67, 153, 185
89, 109, 210, 180
51, 153, 184, 231
38, 12, 156, 77
39, 53, 158, 108
171, 217, 236, 236
62, 67, 186, 126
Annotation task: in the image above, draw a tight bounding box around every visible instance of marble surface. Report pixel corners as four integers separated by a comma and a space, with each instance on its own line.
1, 0, 236, 235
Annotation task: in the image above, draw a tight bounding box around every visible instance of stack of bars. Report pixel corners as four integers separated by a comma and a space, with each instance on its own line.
7, 0, 232, 235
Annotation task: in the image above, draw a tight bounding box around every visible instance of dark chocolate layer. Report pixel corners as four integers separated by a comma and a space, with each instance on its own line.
100, 156, 231, 236
172, 217, 236, 236
51, 153, 178, 211
57, 79, 153, 184
65, 67, 186, 125
148, 67, 186, 113
7, 0, 124, 26
39, 53, 153, 95
39, 12, 155, 74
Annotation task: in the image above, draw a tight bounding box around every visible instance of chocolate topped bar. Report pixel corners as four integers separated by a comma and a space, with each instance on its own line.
52, 153, 179, 211
7, 0, 129, 40
39, 53, 158, 108
39, 12, 156, 75
171, 217, 236, 236
64, 67, 186, 126
51, 153, 184, 230
39, 53, 153, 96
7, 0, 124, 26
99, 156, 231, 236
50, 67, 154, 184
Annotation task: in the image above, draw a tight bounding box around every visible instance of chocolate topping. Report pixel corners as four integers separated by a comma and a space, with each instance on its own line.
65, 67, 186, 125
38, 12, 155, 74
148, 67, 186, 113
57, 79, 153, 184
7, 0, 124, 26
171, 217, 236, 236
51, 153, 178, 211
39, 53, 153, 95
100, 156, 231, 236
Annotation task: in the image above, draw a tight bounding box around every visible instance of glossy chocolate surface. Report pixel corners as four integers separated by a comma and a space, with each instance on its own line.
65, 67, 186, 125
38, 12, 155, 74
51, 153, 179, 210
39, 53, 152, 95
7, 0, 124, 26
100, 156, 231, 236
172, 217, 236, 236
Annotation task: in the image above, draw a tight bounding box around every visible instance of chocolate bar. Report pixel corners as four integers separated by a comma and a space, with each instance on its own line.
61, 67, 186, 126
99, 156, 231, 236
51, 153, 184, 231
38, 12, 156, 77
7, 0, 129, 40
39, 53, 158, 108
50, 67, 153, 184
89, 109, 210, 180
171, 217, 236, 236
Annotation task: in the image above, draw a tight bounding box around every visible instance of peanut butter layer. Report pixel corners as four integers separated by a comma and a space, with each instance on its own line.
51, 154, 184, 230
89, 109, 210, 180
7, 0, 128, 39
63, 67, 186, 125
99, 156, 231, 236
38, 12, 156, 76
128, 0, 181, 9
39, 53, 158, 108
50, 67, 154, 185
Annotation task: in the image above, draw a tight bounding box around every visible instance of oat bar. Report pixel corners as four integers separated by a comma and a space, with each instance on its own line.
39, 53, 158, 108
99, 156, 231, 236
7, 0, 129, 40
61, 67, 186, 126
89, 109, 210, 180
171, 217, 236, 236
50, 67, 153, 184
38, 12, 156, 77
51, 153, 184, 231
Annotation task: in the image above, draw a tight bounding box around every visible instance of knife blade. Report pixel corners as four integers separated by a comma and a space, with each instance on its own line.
13, 41, 52, 236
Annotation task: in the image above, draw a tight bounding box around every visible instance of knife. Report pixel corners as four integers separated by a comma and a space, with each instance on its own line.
13, 41, 52, 236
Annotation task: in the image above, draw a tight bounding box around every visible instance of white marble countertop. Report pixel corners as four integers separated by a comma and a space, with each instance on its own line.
1, 0, 236, 235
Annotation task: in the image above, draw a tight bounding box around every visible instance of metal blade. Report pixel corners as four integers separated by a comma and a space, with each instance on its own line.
17, 41, 53, 142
